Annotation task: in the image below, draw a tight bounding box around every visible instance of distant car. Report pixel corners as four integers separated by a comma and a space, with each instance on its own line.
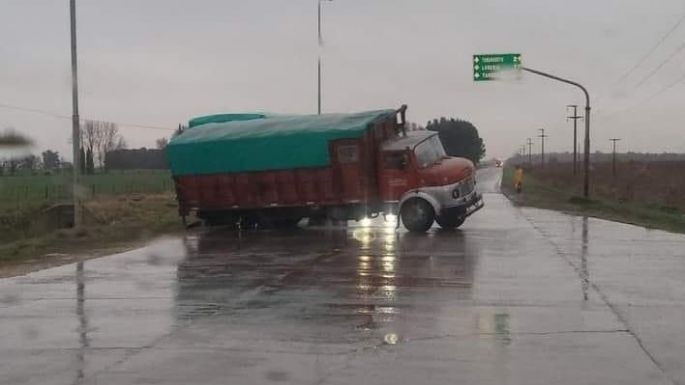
495, 159, 503, 168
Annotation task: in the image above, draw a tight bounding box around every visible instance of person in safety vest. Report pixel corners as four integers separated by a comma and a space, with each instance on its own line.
513, 165, 524, 194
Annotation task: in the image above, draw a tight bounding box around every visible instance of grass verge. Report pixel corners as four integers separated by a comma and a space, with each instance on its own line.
0, 193, 184, 277
501, 165, 685, 234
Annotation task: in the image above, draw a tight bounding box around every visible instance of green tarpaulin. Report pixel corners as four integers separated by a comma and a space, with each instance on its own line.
188, 113, 267, 128
167, 109, 395, 176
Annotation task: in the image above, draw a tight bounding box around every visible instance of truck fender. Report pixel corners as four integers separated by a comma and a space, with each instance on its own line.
398, 190, 441, 215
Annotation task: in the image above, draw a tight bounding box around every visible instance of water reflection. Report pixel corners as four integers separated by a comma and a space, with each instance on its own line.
174, 225, 478, 345
73, 262, 89, 385
580, 217, 590, 301
494, 313, 511, 345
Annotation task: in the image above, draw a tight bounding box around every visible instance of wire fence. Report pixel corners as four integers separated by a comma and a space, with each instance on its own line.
0, 170, 175, 210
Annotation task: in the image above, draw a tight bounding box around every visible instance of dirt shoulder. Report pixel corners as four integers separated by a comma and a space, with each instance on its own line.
0, 193, 185, 278
501, 165, 685, 234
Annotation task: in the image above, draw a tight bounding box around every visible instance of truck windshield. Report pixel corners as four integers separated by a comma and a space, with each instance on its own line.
414, 136, 447, 168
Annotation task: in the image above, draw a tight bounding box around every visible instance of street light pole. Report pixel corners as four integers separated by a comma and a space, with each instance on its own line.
609, 138, 621, 177
538, 128, 547, 168
317, 0, 332, 115
527, 138, 533, 165
69, 0, 82, 228
567, 104, 583, 176
522, 67, 592, 198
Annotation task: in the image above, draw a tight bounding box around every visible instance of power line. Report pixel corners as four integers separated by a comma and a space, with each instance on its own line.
598, 69, 685, 122
614, 11, 685, 85
0, 103, 70, 119
0, 102, 174, 131
633, 40, 685, 89
648, 69, 685, 99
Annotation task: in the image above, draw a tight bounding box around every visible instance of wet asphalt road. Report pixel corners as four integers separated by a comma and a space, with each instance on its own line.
2, 167, 685, 385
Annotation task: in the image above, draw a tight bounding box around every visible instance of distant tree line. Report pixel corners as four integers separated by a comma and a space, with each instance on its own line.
105, 148, 167, 170
0, 151, 64, 176
0, 122, 177, 175
426, 117, 486, 164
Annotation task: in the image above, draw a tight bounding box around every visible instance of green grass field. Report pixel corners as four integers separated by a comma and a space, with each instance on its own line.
0, 170, 174, 209
0, 170, 182, 273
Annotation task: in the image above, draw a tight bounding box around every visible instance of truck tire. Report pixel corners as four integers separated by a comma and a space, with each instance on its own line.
436, 214, 465, 229
401, 199, 435, 233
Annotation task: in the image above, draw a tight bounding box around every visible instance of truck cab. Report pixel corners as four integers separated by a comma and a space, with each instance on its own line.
379, 131, 483, 232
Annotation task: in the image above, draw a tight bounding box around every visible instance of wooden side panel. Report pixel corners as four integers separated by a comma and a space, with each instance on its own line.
218, 175, 236, 206
256, 172, 278, 205
316, 169, 336, 203
235, 174, 255, 207
277, 171, 298, 204
297, 170, 319, 203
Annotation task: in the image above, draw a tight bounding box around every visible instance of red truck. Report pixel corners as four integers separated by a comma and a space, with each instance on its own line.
167, 106, 483, 232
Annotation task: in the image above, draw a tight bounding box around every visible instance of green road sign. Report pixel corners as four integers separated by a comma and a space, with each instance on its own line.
473, 53, 522, 81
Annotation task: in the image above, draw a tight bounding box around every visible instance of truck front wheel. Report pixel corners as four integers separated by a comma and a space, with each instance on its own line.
436, 214, 465, 229
401, 199, 435, 233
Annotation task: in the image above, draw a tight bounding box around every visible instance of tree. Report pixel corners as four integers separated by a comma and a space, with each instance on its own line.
42, 150, 60, 170
86, 148, 94, 174
115, 137, 127, 150
81, 120, 124, 170
17, 155, 39, 173
81, 120, 102, 167
155, 137, 169, 149
99, 121, 120, 169
80, 147, 86, 174
426, 117, 486, 164
8, 158, 17, 175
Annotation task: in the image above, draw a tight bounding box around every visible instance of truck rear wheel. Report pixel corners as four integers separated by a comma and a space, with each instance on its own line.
401, 199, 435, 233
436, 214, 465, 229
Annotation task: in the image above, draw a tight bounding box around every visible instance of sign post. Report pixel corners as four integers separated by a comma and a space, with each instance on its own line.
472, 53, 592, 198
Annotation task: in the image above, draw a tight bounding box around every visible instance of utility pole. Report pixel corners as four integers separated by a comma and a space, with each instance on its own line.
317, 0, 333, 115
70, 0, 82, 228
527, 137, 533, 165
522, 67, 591, 198
609, 138, 621, 177
567, 105, 583, 176
538, 128, 548, 168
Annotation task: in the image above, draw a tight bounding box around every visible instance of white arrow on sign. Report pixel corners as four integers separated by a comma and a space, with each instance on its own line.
474, 65, 480, 70
474, 73, 480, 79
474, 57, 480, 63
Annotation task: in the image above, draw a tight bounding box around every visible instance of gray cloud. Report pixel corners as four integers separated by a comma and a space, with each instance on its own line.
1, 0, 684, 159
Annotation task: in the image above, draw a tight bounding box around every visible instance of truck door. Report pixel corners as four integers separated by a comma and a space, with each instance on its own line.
379, 151, 412, 202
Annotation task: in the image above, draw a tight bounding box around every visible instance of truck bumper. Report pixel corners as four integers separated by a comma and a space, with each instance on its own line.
440, 192, 484, 219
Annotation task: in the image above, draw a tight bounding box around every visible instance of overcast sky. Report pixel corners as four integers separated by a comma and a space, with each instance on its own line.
1, 0, 685, 160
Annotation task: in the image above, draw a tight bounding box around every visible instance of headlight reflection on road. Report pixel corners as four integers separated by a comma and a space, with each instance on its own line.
384, 214, 398, 229
352, 228, 375, 250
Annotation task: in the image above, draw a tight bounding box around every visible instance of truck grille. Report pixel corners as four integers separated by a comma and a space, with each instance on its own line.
458, 178, 475, 197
